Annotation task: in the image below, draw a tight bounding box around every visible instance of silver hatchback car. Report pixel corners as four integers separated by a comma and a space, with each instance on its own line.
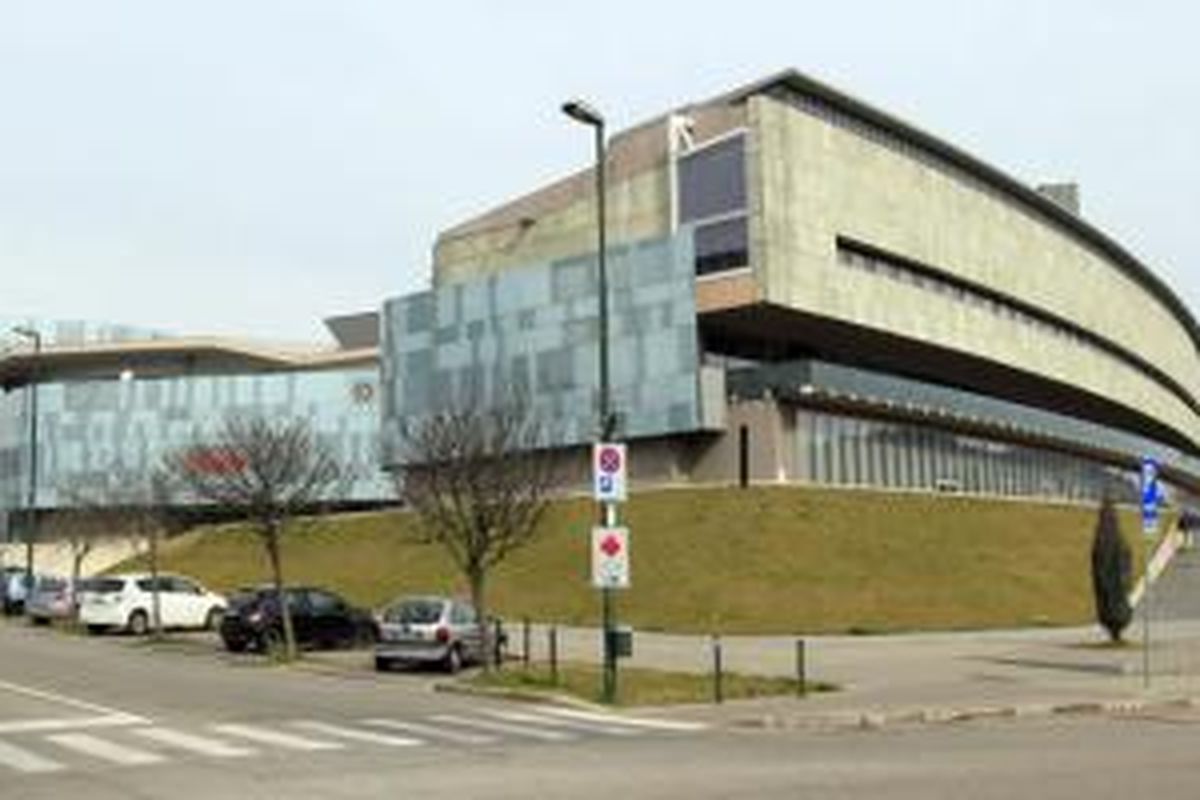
374, 596, 485, 673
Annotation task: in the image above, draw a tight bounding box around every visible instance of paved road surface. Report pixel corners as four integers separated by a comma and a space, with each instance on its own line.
8, 619, 1200, 798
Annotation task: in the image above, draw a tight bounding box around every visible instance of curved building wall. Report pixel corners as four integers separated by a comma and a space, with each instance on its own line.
749, 94, 1200, 451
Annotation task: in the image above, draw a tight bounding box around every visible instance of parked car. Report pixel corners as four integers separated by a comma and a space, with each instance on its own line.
26, 574, 77, 625
77, 573, 227, 635
374, 595, 495, 674
219, 586, 376, 654
1, 567, 32, 615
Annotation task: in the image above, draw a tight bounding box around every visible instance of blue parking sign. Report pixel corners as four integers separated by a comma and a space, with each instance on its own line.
1141, 456, 1160, 536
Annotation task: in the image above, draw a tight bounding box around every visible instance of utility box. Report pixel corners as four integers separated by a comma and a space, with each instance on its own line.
607, 626, 633, 659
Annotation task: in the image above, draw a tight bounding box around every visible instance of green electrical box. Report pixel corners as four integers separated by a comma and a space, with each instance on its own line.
608, 626, 633, 658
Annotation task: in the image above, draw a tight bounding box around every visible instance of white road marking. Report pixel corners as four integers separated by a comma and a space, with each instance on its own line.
482, 709, 637, 736
0, 714, 145, 735
428, 714, 575, 742
0, 678, 149, 723
47, 733, 166, 766
534, 707, 709, 732
0, 739, 65, 774
291, 721, 422, 747
212, 723, 345, 751
132, 727, 257, 758
361, 718, 496, 745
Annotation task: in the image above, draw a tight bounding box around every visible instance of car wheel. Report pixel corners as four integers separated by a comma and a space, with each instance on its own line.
444, 644, 463, 674
127, 610, 149, 636
374, 656, 392, 672
205, 607, 225, 631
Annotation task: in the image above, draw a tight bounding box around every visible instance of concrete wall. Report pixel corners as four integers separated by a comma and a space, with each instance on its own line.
750, 94, 1200, 450
433, 104, 746, 285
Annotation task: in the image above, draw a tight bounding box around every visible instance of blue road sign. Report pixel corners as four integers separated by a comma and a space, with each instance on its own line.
1141, 456, 1160, 535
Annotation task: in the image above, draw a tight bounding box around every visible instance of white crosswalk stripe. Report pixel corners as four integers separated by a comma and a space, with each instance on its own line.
46, 733, 166, 766
361, 718, 497, 745
533, 707, 709, 732
428, 714, 575, 742
482, 709, 637, 736
131, 727, 257, 758
291, 721, 421, 747
211, 723, 346, 752
0, 739, 65, 774
0, 707, 705, 775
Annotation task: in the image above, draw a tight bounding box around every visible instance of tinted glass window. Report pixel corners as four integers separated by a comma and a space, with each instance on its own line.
384, 599, 445, 624
694, 217, 749, 276
306, 591, 342, 614
82, 578, 126, 593
678, 135, 747, 223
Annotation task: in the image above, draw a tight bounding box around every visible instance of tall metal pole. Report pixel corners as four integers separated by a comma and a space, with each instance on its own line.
562, 99, 618, 704
593, 118, 618, 705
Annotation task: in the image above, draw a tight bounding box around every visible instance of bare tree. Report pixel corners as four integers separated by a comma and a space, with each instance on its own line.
164, 414, 341, 660
39, 506, 105, 621
396, 399, 560, 672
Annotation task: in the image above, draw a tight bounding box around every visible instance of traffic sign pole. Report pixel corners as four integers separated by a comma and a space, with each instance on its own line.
1140, 456, 1160, 690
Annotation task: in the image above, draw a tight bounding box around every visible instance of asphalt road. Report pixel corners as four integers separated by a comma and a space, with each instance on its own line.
5, 619, 1200, 799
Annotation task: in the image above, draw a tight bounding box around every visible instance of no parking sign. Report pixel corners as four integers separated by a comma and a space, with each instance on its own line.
593, 442, 627, 503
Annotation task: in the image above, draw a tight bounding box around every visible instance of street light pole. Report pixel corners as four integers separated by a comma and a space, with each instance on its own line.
562, 98, 618, 703
11, 326, 40, 599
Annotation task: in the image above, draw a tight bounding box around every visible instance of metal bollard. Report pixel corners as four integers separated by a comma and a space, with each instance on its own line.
522, 617, 531, 667
493, 618, 505, 669
549, 625, 559, 685
796, 638, 807, 697
712, 634, 724, 704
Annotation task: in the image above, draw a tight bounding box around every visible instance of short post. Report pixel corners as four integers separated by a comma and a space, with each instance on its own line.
493, 618, 505, 668
796, 638, 807, 697
712, 634, 724, 705
522, 617, 531, 668
549, 625, 559, 685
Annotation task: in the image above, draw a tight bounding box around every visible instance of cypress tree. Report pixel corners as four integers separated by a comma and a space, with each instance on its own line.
1091, 494, 1133, 642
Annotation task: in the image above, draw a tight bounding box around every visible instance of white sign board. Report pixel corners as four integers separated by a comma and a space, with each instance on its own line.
593, 442, 627, 503
592, 526, 630, 589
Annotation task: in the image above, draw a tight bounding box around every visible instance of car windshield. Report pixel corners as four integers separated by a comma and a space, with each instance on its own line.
80, 578, 125, 593
383, 599, 445, 624
36, 577, 68, 592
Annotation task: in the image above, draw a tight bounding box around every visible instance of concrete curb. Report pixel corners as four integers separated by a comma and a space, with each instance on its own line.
729, 695, 1200, 732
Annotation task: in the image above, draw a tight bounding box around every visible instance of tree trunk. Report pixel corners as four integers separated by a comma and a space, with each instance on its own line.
265, 521, 296, 661
71, 551, 85, 623
468, 567, 492, 673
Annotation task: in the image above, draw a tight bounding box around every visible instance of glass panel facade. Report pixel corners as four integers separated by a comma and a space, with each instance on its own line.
677, 134, 749, 276
677, 135, 747, 223
797, 409, 1140, 503
380, 232, 701, 466
0, 365, 386, 536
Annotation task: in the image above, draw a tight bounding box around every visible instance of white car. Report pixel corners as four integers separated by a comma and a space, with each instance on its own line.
78, 573, 227, 635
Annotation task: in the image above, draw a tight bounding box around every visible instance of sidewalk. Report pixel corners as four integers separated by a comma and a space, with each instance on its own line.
511, 619, 1200, 728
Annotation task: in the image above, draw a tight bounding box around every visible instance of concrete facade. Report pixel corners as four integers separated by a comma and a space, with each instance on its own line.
390, 69, 1200, 504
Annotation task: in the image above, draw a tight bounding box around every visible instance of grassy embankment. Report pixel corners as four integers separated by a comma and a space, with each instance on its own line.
123, 486, 1157, 635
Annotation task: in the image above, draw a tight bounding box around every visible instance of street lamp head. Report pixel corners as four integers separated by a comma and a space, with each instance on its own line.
561, 98, 604, 128
11, 325, 39, 341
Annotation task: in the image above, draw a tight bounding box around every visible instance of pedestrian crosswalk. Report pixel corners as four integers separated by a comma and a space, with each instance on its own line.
0, 707, 707, 776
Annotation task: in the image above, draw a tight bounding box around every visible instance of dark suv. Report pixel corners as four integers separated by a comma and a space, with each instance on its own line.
219, 586, 376, 654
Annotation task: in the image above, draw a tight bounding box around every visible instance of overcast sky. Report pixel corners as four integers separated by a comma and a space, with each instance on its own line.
1, 1, 1197, 344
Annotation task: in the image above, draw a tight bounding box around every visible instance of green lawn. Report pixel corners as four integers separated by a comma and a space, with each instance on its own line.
468, 662, 833, 706
123, 487, 1157, 635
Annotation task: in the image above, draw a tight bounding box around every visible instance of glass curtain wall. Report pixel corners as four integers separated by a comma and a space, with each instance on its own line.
802, 408, 1138, 503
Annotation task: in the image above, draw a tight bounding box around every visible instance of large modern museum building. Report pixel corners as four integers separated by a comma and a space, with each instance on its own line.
380, 69, 1200, 506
